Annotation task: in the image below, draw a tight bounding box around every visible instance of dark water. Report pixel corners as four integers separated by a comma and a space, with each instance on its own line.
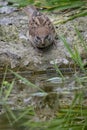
0, 69, 87, 130
0, 114, 25, 130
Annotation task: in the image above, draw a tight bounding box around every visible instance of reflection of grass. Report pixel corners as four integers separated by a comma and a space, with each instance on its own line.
0, 66, 16, 125
9, 70, 45, 92
0, 68, 46, 125
0, 68, 87, 129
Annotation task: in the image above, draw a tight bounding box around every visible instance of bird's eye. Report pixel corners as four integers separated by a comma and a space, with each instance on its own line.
35, 36, 41, 43
45, 35, 49, 39
36, 36, 40, 40
45, 35, 50, 39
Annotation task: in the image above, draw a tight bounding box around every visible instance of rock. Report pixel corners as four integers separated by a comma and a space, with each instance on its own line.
0, 6, 87, 71
0, 6, 17, 14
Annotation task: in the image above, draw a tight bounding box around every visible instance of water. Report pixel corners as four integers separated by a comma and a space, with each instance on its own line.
0, 69, 87, 129
0, 113, 25, 130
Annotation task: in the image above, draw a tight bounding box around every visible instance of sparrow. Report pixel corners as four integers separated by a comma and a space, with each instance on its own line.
23, 5, 56, 49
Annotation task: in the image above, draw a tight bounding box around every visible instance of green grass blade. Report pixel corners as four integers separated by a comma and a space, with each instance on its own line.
60, 35, 84, 71
0, 65, 8, 97
4, 80, 15, 101
75, 26, 87, 51
9, 70, 45, 92
53, 62, 64, 80
4, 104, 17, 121
59, 35, 75, 60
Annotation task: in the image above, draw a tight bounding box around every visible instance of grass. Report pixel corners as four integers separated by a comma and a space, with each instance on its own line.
60, 35, 84, 70
6, 0, 87, 22
75, 26, 87, 52
0, 69, 17, 125
59, 27, 87, 72
54, 9, 87, 24
7, 0, 86, 9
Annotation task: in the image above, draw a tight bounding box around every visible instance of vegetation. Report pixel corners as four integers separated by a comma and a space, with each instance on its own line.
7, 0, 86, 9
7, 0, 87, 20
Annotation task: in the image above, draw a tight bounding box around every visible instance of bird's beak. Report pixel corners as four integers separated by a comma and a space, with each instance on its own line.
41, 38, 45, 45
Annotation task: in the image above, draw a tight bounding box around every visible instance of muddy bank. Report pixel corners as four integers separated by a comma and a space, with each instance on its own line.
0, 5, 87, 71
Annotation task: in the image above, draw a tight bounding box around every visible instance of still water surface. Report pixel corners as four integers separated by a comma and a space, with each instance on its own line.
0, 69, 87, 129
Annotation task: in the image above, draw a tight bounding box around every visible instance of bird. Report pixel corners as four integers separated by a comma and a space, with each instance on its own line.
23, 5, 56, 49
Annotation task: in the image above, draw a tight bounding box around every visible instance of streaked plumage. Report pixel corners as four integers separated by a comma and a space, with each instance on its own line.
23, 6, 56, 49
